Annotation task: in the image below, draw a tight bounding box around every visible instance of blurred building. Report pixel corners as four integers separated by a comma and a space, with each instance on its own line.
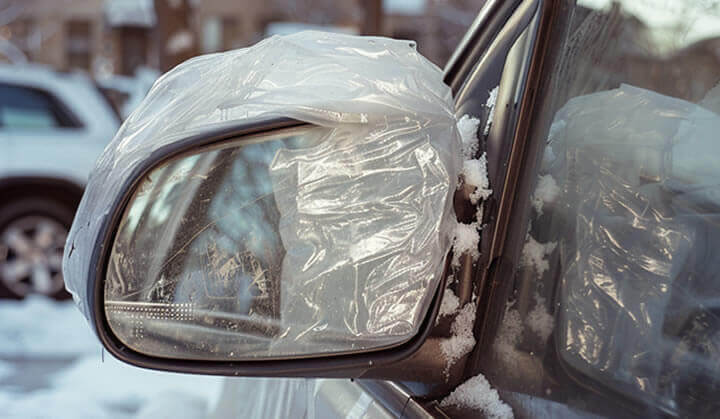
195, 0, 266, 53
0, 0, 108, 71
0, 0, 486, 77
0, 0, 154, 75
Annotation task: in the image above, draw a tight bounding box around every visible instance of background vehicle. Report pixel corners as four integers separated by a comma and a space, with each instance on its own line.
65, 0, 720, 418
97, 66, 159, 120
0, 64, 119, 299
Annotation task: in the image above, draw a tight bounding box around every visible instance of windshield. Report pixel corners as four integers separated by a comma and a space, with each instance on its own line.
478, 0, 720, 417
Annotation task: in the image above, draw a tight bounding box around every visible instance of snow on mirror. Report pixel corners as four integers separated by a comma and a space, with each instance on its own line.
105, 125, 451, 360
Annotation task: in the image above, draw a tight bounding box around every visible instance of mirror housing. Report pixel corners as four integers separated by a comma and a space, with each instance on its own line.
68, 118, 449, 378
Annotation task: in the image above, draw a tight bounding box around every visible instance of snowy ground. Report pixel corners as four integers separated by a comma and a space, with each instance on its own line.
0, 296, 222, 419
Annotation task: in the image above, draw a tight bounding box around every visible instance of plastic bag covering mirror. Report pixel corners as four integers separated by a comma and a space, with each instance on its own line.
550, 85, 720, 411
62, 31, 462, 360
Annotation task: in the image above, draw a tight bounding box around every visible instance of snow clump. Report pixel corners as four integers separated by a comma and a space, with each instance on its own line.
484, 86, 499, 135
531, 174, 560, 216
463, 152, 493, 204
457, 114, 481, 158
452, 114, 492, 269
526, 292, 554, 342
491, 302, 526, 369
493, 304, 523, 354
452, 221, 481, 268
438, 288, 461, 318
441, 301, 477, 376
440, 373, 513, 419
520, 236, 557, 277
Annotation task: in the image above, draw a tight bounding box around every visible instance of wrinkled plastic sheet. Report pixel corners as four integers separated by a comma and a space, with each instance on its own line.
550, 84, 720, 409
63, 31, 461, 353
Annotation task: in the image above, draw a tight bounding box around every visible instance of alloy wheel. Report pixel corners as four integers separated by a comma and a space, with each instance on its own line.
0, 216, 67, 297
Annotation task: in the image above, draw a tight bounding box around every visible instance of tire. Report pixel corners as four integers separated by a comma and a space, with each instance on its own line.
0, 198, 75, 300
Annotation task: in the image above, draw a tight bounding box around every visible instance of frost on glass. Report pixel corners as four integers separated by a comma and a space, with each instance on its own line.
105, 132, 301, 359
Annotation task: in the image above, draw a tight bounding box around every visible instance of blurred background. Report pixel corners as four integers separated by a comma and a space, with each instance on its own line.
0, 0, 486, 116
0, 0, 486, 69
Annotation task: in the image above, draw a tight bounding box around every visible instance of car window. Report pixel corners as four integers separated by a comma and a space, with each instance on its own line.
0, 83, 81, 130
476, 1, 720, 417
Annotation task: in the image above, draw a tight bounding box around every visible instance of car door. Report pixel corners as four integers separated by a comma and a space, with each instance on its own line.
0, 76, 118, 187
0, 82, 88, 184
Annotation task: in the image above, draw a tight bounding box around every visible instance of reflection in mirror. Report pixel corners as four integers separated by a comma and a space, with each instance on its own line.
104, 123, 449, 361
105, 128, 320, 360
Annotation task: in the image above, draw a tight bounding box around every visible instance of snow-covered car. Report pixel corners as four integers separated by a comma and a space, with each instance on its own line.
63, 0, 720, 418
0, 65, 119, 299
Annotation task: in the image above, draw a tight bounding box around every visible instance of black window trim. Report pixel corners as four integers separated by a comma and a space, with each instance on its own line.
444, 0, 544, 377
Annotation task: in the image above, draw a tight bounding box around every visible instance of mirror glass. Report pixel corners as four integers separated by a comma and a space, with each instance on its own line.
104, 125, 445, 360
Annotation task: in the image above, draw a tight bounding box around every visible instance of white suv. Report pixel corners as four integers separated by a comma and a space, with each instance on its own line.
0, 65, 119, 299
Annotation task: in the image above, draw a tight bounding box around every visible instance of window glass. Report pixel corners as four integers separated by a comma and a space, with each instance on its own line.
1, 107, 57, 128
0, 84, 74, 129
481, 1, 720, 417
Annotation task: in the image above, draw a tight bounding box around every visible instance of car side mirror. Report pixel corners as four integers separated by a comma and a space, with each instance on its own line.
69, 117, 450, 377
63, 31, 462, 379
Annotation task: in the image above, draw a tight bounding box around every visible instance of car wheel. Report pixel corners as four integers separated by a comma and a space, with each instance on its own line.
0, 198, 74, 300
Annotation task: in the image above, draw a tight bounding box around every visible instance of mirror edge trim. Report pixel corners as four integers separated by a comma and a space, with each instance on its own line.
86, 116, 449, 378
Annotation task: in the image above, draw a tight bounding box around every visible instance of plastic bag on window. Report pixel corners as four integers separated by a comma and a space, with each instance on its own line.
63, 31, 461, 354
548, 84, 720, 412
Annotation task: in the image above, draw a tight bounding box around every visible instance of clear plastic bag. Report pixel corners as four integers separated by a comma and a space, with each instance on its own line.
549, 84, 720, 411
63, 31, 461, 355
